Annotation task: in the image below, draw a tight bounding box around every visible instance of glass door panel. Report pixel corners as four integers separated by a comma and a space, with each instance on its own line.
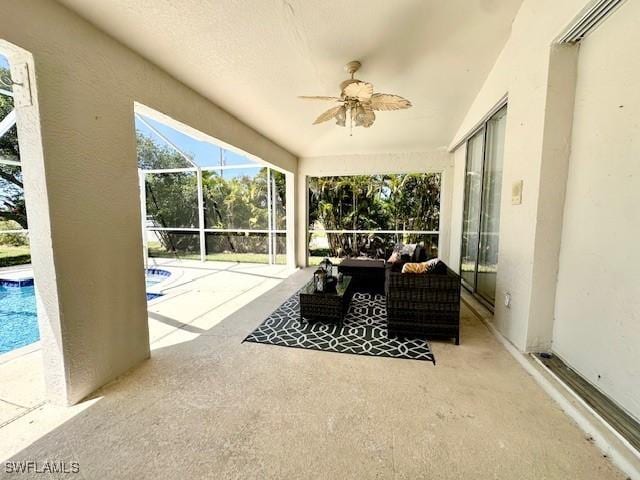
460, 128, 485, 288
476, 107, 507, 303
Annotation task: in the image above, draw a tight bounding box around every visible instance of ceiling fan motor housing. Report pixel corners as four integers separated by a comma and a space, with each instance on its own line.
340, 78, 361, 93
345, 60, 361, 76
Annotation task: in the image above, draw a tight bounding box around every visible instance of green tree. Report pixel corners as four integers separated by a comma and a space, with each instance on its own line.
138, 134, 284, 257
0, 67, 27, 231
202, 168, 272, 255
309, 175, 388, 257
136, 134, 191, 170
308, 173, 440, 258
137, 134, 198, 254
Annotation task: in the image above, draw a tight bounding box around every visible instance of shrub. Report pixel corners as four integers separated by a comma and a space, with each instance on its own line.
0, 220, 28, 246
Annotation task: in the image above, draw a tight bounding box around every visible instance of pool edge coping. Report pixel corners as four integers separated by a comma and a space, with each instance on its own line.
0, 341, 41, 365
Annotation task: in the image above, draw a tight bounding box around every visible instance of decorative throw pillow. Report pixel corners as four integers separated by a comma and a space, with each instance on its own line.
424, 258, 440, 272
387, 251, 401, 263
387, 242, 404, 263
401, 258, 440, 274
401, 262, 425, 274
401, 243, 417, 257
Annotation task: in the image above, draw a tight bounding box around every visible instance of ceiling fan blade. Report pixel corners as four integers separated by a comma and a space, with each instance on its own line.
298, 95, 341, 101
313, 105, 343, 125
369, 93, 412, 111
342, 82, 374, 101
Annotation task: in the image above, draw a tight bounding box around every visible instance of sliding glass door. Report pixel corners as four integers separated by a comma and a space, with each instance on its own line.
460, 129, 484, 288
460, 105, 507, 306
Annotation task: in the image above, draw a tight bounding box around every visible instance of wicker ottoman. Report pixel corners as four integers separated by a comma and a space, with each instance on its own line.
337, 258, 386, 293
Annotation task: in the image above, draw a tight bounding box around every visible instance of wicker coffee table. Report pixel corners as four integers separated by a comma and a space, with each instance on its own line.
299, 276, 353, 327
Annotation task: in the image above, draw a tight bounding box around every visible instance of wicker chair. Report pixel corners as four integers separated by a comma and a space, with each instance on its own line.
385, 263, 461, 344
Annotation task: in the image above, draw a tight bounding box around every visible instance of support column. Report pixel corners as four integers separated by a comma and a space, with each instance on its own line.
197, 168, 206, 262
6, 45, 150, 406
285, 171, 297, 268
294, 173, 308, 267
266, 168, 273, 265
524, 44, 579, 350
139, 170, 148, 268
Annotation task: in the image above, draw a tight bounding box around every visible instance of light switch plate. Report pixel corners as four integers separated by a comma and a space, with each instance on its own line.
511, 180, 523, 205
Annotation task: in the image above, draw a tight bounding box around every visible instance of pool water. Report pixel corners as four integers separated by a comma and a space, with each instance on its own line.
0, 270, 170, 355
0, 285, 38, 354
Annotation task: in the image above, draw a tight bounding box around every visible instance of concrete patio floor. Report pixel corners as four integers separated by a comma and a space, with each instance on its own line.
0, 262, 626, 479
0, 259, 295, 429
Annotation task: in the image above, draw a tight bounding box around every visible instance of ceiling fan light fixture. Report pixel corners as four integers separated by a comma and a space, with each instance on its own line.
335, 105, 347, 127
362, 109, 375, 128
354, 104, 365, 127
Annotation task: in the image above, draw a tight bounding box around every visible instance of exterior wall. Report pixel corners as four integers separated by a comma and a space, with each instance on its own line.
449, 0, 638, 420
449, 0, 590, 350
552, 1, 640, 422
0, 0, 296, 405
297, 151, 454, 267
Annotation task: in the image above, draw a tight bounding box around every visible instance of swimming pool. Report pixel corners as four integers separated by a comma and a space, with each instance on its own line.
0, 284, 38, 354
0, 269, 171, 355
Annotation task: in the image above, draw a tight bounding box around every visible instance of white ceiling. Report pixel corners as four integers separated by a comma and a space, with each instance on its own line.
59, 0, 522, 158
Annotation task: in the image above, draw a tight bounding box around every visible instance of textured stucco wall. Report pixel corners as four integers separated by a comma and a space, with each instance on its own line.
448, 0, 592, 350
448, 0, 639, 420
297, 151, 454, 267
0, 0, 296, 405
524, 44, 578, 350
552, 0, 640, 422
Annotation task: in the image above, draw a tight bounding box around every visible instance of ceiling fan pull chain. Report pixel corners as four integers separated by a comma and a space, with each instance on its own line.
350, 106, 353, 136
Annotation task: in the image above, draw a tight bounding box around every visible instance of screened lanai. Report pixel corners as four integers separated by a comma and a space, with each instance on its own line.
135, 108, 288, 266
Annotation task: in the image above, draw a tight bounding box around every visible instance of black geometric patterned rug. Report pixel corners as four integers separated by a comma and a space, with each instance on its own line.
244, 291, 435, 364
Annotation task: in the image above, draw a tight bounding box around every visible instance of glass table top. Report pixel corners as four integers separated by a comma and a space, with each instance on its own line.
301, 275, 352, 297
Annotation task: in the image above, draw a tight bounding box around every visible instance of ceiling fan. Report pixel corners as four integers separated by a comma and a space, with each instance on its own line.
299, 60, 412, 133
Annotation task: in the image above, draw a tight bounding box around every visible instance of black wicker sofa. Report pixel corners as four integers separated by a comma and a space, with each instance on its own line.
385, 261, 461, 345
337, 253, 462, 344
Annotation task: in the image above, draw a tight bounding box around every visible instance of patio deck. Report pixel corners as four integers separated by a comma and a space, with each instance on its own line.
0, 261, 626, 479
0, 260, 295, 429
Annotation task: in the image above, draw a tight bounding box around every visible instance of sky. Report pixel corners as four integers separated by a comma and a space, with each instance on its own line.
135, 115, 261, 176
0, 55, 8, 70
